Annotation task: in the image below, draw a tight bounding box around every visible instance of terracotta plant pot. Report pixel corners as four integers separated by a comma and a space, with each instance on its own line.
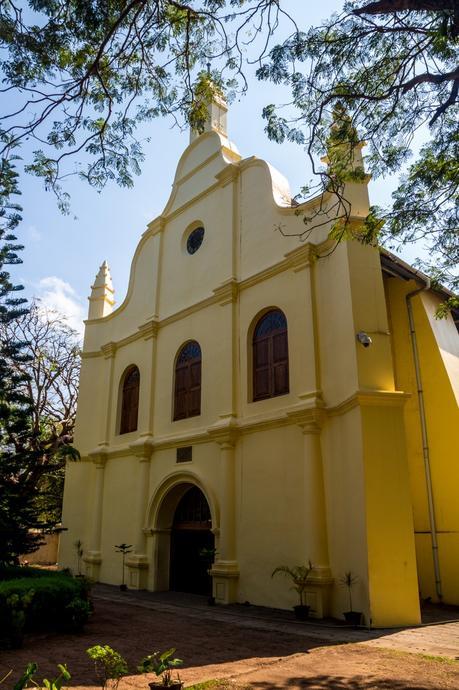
293, 604, 310, 621
344, 610, 362, 626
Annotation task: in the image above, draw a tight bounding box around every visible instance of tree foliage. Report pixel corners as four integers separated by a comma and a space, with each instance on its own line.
0, 0, 289, 208
2, 1, 456, 298
2, 301, 81, 525
0, 1, 457, 299
0, 295, 80, 563
258, 0, 459, 295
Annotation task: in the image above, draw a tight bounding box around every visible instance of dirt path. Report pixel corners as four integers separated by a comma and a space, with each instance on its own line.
1, 597, 458, 689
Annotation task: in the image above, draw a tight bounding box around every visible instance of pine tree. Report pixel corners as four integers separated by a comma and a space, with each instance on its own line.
0, 142, 43, 563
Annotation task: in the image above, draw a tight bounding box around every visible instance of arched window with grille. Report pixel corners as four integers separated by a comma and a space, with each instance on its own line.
252, 309, 289, 401
119, 365, 140, 434
173, 341, 202, 421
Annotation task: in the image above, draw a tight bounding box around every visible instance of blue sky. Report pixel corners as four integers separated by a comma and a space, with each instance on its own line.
12, 1, 422, 335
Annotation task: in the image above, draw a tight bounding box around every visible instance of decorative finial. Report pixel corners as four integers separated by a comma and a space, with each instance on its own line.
87, 260, 115, 320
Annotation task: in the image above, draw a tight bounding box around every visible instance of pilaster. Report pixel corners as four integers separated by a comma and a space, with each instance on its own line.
125, 554, 149, 590
126, 437, 154, 589
137, 320, 159, 435
147, 527, 172, 592
288, 406, 333, 617
208, 423, 240, 604
298, 409, 329, 568
100, 342, 117, 444
83, 448, 108, 580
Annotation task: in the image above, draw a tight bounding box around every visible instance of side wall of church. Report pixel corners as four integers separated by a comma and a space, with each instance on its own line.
385, 277, 459, 606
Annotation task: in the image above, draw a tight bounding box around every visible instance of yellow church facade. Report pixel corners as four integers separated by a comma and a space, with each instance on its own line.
60, 96, 459, 628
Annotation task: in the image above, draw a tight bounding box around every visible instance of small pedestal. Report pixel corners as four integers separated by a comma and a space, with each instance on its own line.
210, 561, 239, 604
304, 568, 334, 618
83, 551, 102, 581
126, 555, 149, 590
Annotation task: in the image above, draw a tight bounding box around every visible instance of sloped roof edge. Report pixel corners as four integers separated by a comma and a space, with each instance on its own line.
380, 247, 458, 330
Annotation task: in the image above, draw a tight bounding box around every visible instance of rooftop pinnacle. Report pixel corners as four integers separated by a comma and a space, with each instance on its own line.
88, 260, 115, 320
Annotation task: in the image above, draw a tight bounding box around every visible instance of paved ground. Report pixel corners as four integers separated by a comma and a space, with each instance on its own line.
94, 585, 459, 660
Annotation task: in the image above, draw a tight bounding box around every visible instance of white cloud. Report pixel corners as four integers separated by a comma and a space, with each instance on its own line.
36, 276, 86, 336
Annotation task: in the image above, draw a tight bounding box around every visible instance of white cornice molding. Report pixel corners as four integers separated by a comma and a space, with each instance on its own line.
327, 390, 410, 417
215, 164, 240, 187
101, 342, 117, 359
81, 389, 409, 460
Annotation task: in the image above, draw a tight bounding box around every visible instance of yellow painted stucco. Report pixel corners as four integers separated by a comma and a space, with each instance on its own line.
60, 96, 458, 627
384, 278, 459, 606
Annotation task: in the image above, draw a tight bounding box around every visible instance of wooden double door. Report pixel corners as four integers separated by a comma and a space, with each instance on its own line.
169, 486, 214, 596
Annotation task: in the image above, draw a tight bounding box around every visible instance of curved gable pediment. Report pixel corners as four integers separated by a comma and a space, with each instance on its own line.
162, 130, 241, 216
83, 127, 308, 351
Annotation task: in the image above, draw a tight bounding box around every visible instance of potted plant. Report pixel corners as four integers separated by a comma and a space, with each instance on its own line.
138, 649, 183, 689
114, 543, 133, 591
272, 562, 314, 620
339, 571, 362, 626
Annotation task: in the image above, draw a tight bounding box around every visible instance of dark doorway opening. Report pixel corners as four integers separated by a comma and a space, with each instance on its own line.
169, 486, 214, 595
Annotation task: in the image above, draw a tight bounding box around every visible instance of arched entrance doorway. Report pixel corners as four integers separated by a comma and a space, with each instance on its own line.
169, 485, 214, 595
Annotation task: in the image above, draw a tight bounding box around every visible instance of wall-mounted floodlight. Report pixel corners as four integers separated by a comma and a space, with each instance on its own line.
356, 331, 372, 348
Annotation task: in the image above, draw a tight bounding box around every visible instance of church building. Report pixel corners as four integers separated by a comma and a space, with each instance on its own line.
60, 93, 459, 628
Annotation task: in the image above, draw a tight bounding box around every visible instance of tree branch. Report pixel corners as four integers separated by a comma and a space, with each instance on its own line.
430, 77, 459, 123
353, 1, 459, 15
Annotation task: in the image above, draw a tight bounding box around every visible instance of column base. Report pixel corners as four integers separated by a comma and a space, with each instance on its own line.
126, 555, 149, 590
210, 561, 239, 604
83, 551, 102, 581
305, 567, 334, 618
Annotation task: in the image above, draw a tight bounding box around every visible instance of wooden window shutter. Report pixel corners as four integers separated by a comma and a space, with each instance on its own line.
253, 310, 289, 401
128, 385, 139, 431
173, 341, 202, 421
272, 331, 289, 395
120, 366, 140, 434
253, 337, 271, 400
174, 363, 188, 420
189, 360, 202, 416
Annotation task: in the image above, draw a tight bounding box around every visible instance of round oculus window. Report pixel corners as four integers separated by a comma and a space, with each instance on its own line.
186, 226, 204, 255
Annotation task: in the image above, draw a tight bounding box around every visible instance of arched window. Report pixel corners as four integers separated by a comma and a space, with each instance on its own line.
173, 341, 202, 421
173, 486, 212, 528
119, 365, 140, 434
252, 309, 289, 401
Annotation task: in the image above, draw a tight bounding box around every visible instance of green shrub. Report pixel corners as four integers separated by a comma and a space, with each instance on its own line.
63, 597, 92, 633
1, 590, 35, 648
87, 645, 128, 690
0, 574, 91, 648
